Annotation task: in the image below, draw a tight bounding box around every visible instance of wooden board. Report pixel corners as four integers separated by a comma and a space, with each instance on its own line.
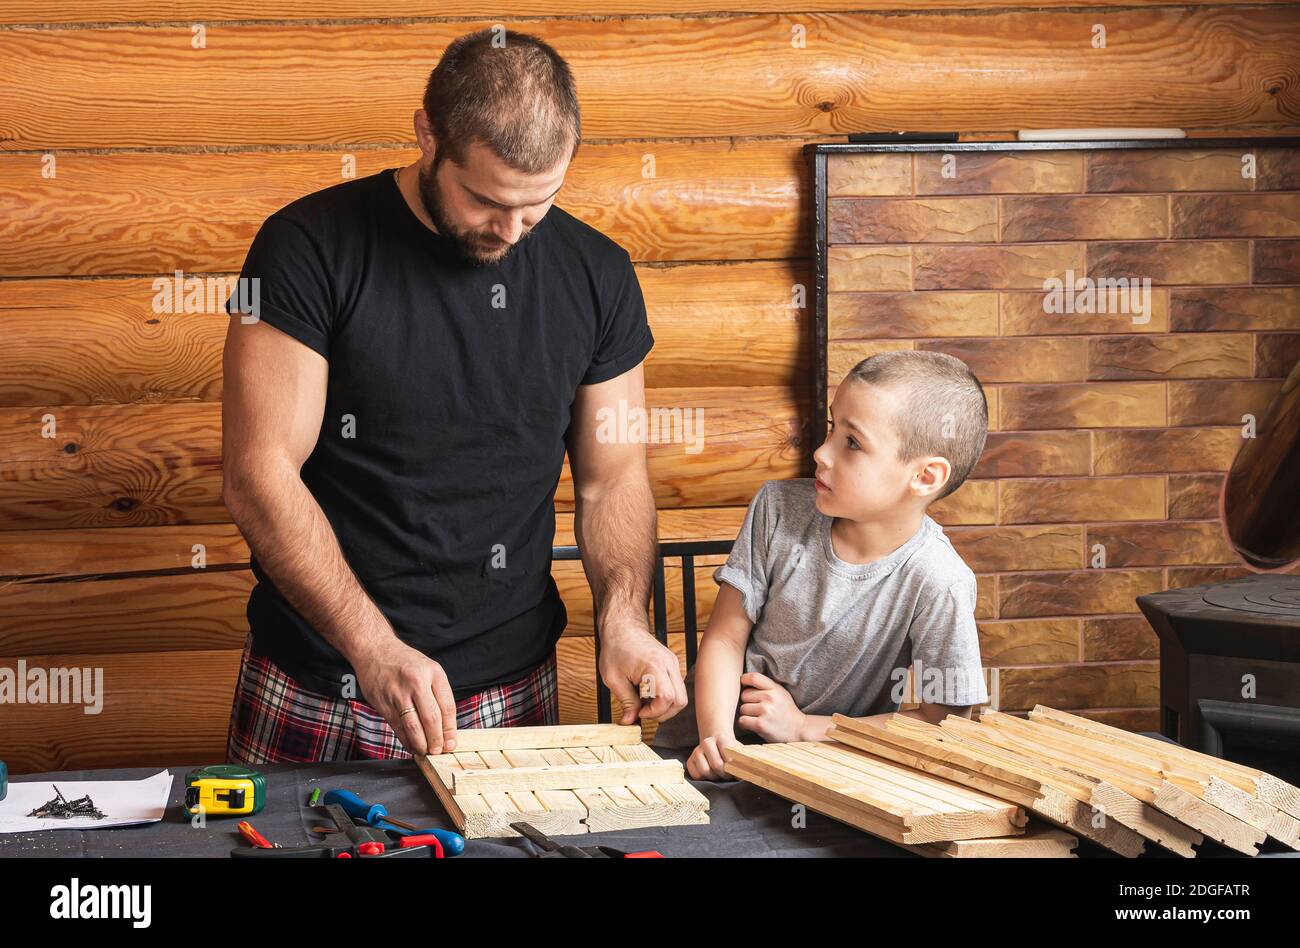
976, 709, 1266, 855
723, 740, 1026, 845
907, 822, 1079, 859
416, 725, 709, 839
1012, 708, 1300, 850
919, 714, 1203, 857
828, 714, 1145, 857
1028, 704, 1300, 823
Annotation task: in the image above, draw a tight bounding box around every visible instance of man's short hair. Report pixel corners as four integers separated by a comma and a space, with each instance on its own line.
423, 29, 581, 174
844, 350, 988, 500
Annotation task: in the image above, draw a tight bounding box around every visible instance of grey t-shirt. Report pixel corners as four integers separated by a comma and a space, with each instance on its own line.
652, 478, 989, 749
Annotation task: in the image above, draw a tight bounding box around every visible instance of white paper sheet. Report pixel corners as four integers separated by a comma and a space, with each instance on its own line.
0, 770, 174, 833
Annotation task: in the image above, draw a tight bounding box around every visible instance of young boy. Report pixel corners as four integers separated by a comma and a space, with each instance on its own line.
651, 350, 991, 780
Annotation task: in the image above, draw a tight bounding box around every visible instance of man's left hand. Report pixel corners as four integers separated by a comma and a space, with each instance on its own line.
597, 622, 687, 725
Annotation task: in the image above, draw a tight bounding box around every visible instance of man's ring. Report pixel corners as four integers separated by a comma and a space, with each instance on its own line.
400, 707, 418, 716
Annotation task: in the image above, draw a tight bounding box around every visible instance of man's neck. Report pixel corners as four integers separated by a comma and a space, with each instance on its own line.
830, 507, 926, 565
395, 163, 440, 235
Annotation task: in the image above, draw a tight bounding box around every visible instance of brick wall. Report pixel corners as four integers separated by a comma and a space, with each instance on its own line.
824, 144, 1300, 731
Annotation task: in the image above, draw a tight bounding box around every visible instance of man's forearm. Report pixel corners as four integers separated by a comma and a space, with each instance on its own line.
572, 472, 657, 637
225, 464, 398, 668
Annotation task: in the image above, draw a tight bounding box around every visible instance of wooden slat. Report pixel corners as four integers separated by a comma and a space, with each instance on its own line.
0, 264, 807, 403
830, 717, 1042, 799
0, 144, 806, 276
2, 10, 1295, 148
0, 387, 807, 529
441, 723, 641, 753
450, 758, 683, 793
5, 0, 1294, 26
910, 822, 1078, 858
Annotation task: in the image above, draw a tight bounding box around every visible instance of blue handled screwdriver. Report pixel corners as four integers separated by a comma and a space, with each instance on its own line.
322, 789, 465, 856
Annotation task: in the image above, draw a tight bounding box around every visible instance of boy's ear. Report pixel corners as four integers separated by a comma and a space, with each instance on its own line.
910, 456, 952, 499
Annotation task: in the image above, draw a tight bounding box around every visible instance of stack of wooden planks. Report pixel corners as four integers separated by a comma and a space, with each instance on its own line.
416, 723, 709, 839
720, 740, 1074, 855
817, 705, 1300, 857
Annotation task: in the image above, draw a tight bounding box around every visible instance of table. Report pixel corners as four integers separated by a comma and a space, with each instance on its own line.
1, 746, 1293, 858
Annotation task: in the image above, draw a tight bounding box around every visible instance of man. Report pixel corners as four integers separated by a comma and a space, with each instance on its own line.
221, 28, 686, 764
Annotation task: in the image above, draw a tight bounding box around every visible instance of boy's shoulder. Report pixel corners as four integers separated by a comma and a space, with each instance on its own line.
756, 477, 818, 512
905, 517, 977, 596
751, 478, 820, 537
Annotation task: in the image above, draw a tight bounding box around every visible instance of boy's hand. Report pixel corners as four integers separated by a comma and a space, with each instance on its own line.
737, 672, 807, 743
687, 733, 742, 781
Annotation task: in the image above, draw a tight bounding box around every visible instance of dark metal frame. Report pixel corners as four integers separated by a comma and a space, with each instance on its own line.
1197, 699, 1300, 759
803, 136, 1300, 466
554, 539, 734, 723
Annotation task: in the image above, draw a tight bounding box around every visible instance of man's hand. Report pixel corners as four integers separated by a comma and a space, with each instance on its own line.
598, 623, 687, 725
687, 733, 741, 781
736, 671, 807, 743
351, 637, 458, 756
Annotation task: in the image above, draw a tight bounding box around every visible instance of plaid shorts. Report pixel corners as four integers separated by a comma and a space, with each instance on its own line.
226, 635, 559, 765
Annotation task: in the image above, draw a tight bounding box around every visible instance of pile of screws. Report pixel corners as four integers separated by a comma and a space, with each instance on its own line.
28, 785, 107, 820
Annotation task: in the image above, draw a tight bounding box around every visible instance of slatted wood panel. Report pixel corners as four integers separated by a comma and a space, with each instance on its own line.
893, 712, 1204, 856
3, 4, 1298, 772
724, 738, 1028, 844
827, 713, 1148, 855
823, 141, 1300, 729
417, 724, 709, 837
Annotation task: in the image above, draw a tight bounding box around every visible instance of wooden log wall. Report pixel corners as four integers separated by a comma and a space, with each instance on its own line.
1, 2, 1298, 772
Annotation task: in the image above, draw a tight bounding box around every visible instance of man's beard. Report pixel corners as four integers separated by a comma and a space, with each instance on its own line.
417, 160, 533, 267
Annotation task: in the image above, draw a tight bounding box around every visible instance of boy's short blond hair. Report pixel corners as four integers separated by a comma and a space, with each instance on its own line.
844, 351, 988, 500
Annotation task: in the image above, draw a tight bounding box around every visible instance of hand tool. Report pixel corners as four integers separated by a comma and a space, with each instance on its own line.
237, 821, 280, 848
323, 789, 465, 856
320, 802, 444, 858
185, 764, 266, 817
230, 804, 441, 858
510, 822, 665, 858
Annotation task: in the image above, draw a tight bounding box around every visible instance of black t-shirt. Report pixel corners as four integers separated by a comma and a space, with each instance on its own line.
224, 167, 654, 701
